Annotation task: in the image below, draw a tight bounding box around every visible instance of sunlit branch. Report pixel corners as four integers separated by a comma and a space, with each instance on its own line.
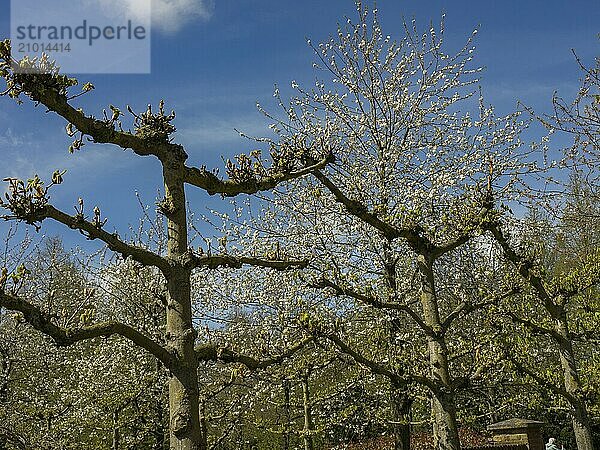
0, 291, 176, 371
485, 221, 560, 318
314, 326, 437, 392
504, 311, 563, 342
5, 73, 184, 160
195, 337, 313, 370
507, 352, 575, 405
184, 156, 331, 197
191, 253, 308, 271
34, 205, 170, 274
312, 169, 415, 243
311, 277, 432, 334
441, 287, 520, 332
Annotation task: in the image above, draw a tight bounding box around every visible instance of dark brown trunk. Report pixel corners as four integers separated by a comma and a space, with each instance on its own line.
390, 385, 412, 450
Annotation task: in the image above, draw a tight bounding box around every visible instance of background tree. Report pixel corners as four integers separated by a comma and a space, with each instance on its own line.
487, 49, 599, 450
250, 4, 538, 449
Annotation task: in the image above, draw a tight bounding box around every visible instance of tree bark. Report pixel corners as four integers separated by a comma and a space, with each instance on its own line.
383, 244, 414, 450
555, 312, 595, 450
417, 253, 460, 450
162, 156, 203, 450
390, 384, 412, 450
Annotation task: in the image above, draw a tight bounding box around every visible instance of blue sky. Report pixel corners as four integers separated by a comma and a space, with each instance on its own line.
0, 0, 598, 251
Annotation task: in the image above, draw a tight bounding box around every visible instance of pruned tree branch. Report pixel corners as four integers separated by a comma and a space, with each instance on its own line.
184, 156, 331, 197
504, 311, 563, 342
506, 352, 576, 405
441, 287, 521, 332
191, 254, 308, 271
312, 326, 438, 392
0, 291, 176, 371
1, 47, 333, 199
195, 337, 313, 370
6, 204, 170, 274
432, 233, 473, 259
322, 329, 401, 381
1, 66, 184, 160
312, 169, 421, 243
485, 221, 560, 317
313, 169, 488, 261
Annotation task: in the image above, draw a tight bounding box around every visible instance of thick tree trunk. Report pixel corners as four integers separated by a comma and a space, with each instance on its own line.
417, 253, 460, 450
572, 407, 595, 450
390, 385, 412, 450
555, 314, 595, 450
429, 377, 460, 450
166, 275, 202, 450
301, 371, 314, 450
162, 157, 203, 450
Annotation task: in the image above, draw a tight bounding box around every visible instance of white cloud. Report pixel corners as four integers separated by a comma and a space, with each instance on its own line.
0, 128, 27, 148
177, 115, 272, 149
152, 0, 213, 33
97, 0, 213, 34
0, 128, 134, 185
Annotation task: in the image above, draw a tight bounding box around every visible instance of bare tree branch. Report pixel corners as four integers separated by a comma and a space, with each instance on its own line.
432, 233, 474, 259
191, 254, 308, 271
0, 291, 176, 371
441, 287, 521, 332
15, 205, 170, 274
311, 277, 432, 334
3, 71, 184, 160
313, 326, 438, 392
313, 168, 488, 262
195, 337, 313, 370
311, 169, 420, 243
504, 311, 563, 342
506, 352, 575, 405
184, 156, 331, 197
485, 221, 560, 317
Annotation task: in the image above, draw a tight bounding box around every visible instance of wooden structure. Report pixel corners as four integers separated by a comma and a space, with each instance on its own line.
487, 418, 545, 450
